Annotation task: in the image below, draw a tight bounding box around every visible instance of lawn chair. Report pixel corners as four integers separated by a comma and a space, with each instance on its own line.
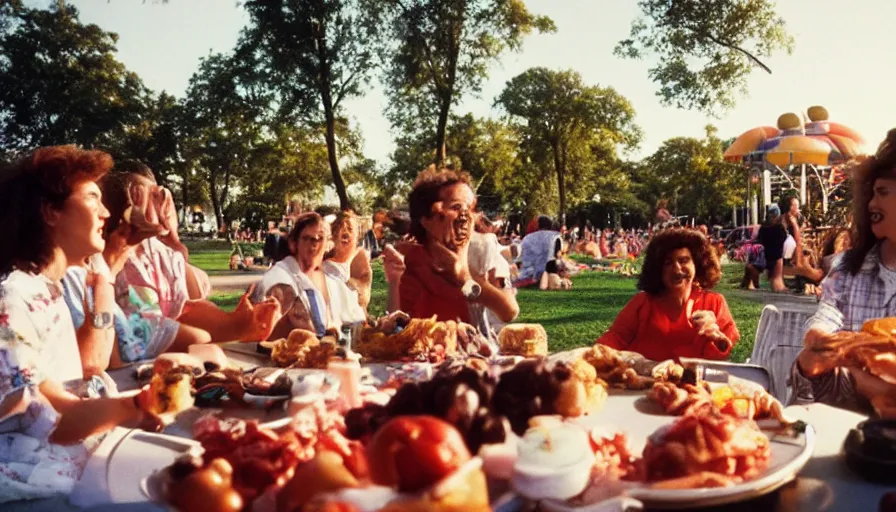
748, 303, 816, 402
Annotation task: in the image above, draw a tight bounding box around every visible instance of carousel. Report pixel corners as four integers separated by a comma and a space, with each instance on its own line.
723, 106, 867, 225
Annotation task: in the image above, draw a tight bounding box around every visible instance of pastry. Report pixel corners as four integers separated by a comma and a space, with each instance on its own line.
498, 324, 548, 357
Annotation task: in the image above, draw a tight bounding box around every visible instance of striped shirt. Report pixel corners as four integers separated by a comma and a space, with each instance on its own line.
790, 246, 896, 410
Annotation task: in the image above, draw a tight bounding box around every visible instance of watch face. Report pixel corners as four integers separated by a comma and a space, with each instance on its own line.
93, 312, 113, 329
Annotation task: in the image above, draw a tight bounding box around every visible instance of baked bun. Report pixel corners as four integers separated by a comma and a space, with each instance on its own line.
862, 317, 896, 337
498, 324, 548, 357
148, 368, 195, 416
152, 353, 204, 376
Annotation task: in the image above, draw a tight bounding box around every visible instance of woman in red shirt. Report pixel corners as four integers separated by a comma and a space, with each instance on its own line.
399, 166, 519, 325
595, 229, 739, 361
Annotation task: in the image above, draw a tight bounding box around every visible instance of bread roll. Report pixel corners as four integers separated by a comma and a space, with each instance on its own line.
498, 324, 548, 357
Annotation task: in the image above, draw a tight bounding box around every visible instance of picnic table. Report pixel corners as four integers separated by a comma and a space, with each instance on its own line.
8, 346, 892, 512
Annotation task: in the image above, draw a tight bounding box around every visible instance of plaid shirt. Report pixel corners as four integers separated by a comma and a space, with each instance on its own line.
791, 246, 896, 410
806, 246, 896, 334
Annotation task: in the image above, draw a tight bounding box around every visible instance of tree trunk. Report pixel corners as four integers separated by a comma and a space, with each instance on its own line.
553, 140, 566, 225
434, 98, 450, 168
181, 169, 189, 226
209, 171, 223, 234
315, 19, 352, 211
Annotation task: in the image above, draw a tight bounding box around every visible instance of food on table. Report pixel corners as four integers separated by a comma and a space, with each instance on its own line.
493, 359, 603, 435
805, 323, 896, 385
261, 329, 342, 368
163, 454, 243, 512
193, 416, 304, 502
589, 431, 639, 482
187, 343, 232, 371
583, 344, 683, 390
355, 316, 461, 362
152, 352, 205, 376
241, 367, 293, 396
642, 410, 771, 487
511, 421, 595, 500
367, 416, 471, 492
553, 358, 609, 417
649, 381, 793, 423
278, 450, 361, 512
147, 367, 195, 416
498, 323, 548, 357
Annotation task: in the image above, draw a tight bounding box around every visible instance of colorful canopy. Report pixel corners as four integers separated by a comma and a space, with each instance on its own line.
723, 106, 867, 167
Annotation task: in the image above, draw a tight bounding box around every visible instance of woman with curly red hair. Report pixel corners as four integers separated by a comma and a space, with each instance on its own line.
595, 229, 739, 361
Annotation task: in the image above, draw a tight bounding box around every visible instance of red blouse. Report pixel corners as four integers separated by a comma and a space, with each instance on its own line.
596, 288, 739, 361
399, 245, 471, 323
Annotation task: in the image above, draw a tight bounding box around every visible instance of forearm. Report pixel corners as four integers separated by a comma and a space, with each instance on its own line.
76, 323, 115, 377
50, 395, 137, 445
176, 300, 234, 342
473, 277, 519, 323
386, 282, 401, 313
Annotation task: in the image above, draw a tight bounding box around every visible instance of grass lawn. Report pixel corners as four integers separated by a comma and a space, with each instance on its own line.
205, 258, 762, 363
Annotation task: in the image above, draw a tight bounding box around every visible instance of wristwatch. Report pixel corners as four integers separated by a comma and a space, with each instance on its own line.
461, 279, 482, 299
91, 312, 114, 330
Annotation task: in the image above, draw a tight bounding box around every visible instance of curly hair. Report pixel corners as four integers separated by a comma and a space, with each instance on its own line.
0, 145, 113, 274
637, 228, 721, 295
843, 129, 896, 275
408, 165, 472, 243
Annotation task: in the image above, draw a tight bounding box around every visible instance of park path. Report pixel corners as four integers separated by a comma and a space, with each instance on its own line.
208, 271, 263, 293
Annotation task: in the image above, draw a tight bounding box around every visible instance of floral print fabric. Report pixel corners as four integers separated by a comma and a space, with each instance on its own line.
0, 270, 91, 502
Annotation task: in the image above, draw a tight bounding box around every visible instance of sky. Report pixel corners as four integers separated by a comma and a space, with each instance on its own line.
61, 0, 896, 166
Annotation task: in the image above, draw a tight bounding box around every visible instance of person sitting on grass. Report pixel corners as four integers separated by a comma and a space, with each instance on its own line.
594, 228, 739, 361
516, 215, 562, 288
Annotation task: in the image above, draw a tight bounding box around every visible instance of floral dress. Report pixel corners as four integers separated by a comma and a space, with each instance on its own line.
0, 270, 94, 502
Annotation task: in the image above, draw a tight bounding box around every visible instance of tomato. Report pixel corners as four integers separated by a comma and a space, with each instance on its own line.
366, 416, 471, 492
168, 464, 243, 512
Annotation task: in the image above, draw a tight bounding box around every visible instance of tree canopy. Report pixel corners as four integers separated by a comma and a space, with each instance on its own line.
615, 0, 794, 115
497, 68, 641, 222
364, 0, 555, 168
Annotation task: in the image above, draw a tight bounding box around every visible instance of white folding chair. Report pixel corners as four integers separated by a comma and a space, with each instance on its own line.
748, 304, 781, 366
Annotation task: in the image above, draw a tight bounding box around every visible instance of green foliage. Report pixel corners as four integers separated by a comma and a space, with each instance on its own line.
639, 126, 743, 224
364, 0, 555, 166
237, 0, 379, 210
0, 4, 151, 152
496, 67, 641, 221
616, 0, 794, 115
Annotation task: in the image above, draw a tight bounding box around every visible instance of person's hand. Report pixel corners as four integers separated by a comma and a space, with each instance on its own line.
382, 244, 406, 283
232, 286, 281, 342
126, 182, 165, 237
429, 240, 472, 286
796, 329, 844, 377
132, 386, 163, 432
154, 186, 179, 244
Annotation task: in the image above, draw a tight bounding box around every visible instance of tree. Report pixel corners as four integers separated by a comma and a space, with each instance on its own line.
114, 91, 183, 186
496, 68, 641, 223
236, 0, 377, 211
364, 0, 555, 168
0, 4, 151, 151
181, 53, 269, 232
615, 0, 794, 115
388, 113, 522, 213
640, 125, 743, 224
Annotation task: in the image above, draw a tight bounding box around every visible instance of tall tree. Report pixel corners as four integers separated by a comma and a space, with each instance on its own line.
237, 0, 377, 211
115, 91, 183, 186
364, 0, 555, 168
496, 68, 641, 223
181, 53, 268, 232
0, 4, 151, 151
639, 125, 743, 224
615, 0, 794, 115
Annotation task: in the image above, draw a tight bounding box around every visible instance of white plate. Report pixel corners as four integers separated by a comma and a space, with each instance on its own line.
106, 430, 200, 503
538, 392, 816, 511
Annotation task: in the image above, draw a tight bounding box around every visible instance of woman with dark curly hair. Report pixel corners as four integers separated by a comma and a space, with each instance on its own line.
594, 228, 739, 361
399, 166, 518, 330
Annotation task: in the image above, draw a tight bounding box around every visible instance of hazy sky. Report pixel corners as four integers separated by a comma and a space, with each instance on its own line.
63, 0, 896, 165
